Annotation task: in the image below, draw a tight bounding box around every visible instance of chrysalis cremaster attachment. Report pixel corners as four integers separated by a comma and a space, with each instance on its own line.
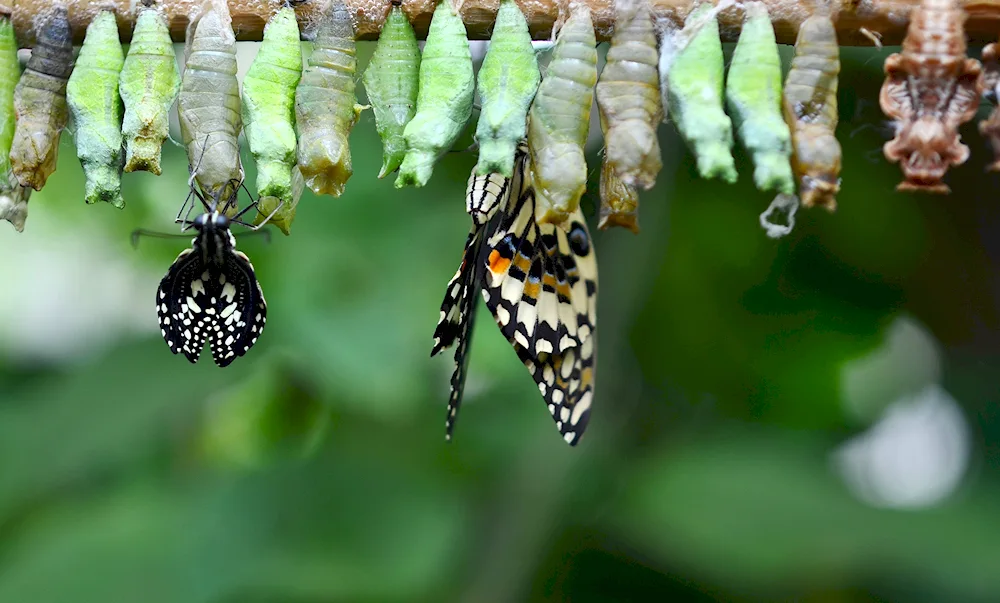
295, 1, 364, 199
783, 13, 841, 210
0, 14, 29, 231
880, 0, 981, 193
9, 5, 74, 191
120, 7, 180, 175
526, 5, 597, 225
725, 2, 794, 195
396, 0, 474, 188
667, 3, 736, 183
67, 10, 125, 208
243, 6, 302, 234
362, 1, 419, 178
474, 0, 539, 178
596, 0, 662, 191
178, 1, 243, 208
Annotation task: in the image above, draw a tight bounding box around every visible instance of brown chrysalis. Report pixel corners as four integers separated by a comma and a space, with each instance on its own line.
979, 42, 1000, 171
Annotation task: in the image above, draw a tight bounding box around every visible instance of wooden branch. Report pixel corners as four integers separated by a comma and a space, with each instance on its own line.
6, 0, 1000, 48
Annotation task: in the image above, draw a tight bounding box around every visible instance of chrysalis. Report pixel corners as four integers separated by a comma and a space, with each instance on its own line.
981, 42, 1000, 171
474, 0, 539, 178
881, 0, 981, 192
396, 0, 474, 188
667, 3, 736, 183
782, 13, 841, 210
526, 4, 597, 225
67, 10, 125, 208
0, 14, 29, 231
120, 6, 181, 175
595, 0, 662, 191
178, 0, 243, 205
725, 2, 794, 195
243, 6, 302, 218
9, 5, 74, 191
656, 17, 677, 125
599, 153, 640, 233
362, 1, 420, 178
296, 1, 364, 198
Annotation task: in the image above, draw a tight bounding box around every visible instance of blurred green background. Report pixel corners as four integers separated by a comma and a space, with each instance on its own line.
1, 39, 999, 603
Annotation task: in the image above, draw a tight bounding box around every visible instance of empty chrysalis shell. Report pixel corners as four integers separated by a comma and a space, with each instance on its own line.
9, 5, 74, 191
243, 6, 302, 222
362, 2, 420, 178
178, 1, 243, 206
474, 0, 539, 178
295, 1, 364, 198
599, 153, 640, 234
782, 13, 841, 210
0, 15, 29, 231
725, 2, 793, 195
526, 4, 598, 225
120, 7, 181, 175
396, 0, 474, 188
595, 0, 662, 191
667, 3, 736, 183
67, 10, 126, 208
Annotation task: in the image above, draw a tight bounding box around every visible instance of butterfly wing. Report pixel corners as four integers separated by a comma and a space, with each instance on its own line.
156, 247, 214, 363
207, 249, 267, 367
516, 334, 595, 445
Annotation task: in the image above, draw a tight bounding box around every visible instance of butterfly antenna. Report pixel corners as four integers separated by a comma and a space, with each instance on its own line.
130, 229, 195, 249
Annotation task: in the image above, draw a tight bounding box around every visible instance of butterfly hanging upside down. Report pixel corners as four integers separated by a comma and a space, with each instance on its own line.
432, 146, 599, 446
154, 176, 276, 367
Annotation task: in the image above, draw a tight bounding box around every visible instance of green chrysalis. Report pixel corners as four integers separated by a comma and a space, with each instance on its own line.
395, 0, 474, 188
178, 0, 243, 204
595, 0, 662, 191
295, 1, 364, 198
243, 6, 302, 220
9, 5, 74, 191
0, 14, 29, 232
667, 3, 737, 183
526, 5, 597, 225
725, 2, 794, 195
119, 6, 180, 175
67, 10, 125, 208
474, 0, 539, 178
254, 165, 304, 236
362, 2, 420, 178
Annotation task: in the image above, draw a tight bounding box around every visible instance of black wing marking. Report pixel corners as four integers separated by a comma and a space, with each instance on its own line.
208, 250, 267, 367
515, 334, 595, 446
157, 247, 212, 363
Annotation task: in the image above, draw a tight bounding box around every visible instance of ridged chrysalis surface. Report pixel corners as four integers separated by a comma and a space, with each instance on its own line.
120, 7, 180, 175
526, 5, 597, 225
362, 2, 420, 178
178, 1, 243, 205
243, 6, 302, 221
474, 0, 539, 178
667, 3, 736, 183
782, 14, 841, 210
595, 0, 662, 191
880, 0, 981, 192
396, 0, 474, 188
296, 1, 364, 198
67, 10, 126, 208
0, 14, 29, 231
725, 2, 794, 195
9, 5, 74, 191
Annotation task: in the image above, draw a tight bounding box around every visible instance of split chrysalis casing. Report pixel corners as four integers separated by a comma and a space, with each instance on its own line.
0, 14, 29, 231
598, 153, 640, 234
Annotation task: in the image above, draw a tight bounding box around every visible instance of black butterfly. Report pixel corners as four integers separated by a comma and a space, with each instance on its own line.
153, 178, 277, 367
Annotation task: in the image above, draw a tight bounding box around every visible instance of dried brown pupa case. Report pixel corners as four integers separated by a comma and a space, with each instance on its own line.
980, 42, 1000, 171
881, 0, 982, 192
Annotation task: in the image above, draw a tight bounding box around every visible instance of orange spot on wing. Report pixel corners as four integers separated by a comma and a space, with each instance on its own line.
488, 250, 511, 275
513, 253, 532, 274
523, 280, 541, 301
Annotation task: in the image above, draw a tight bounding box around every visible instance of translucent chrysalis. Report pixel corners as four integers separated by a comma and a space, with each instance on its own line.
667, 3, 736, 183
67, 10, 126, 208
362, 1, 420, 178
599, 153, 640, 233
0, 14, 29, 231
474, 0, 539, 178
396, 0, 474, 188
725, 2, 794, 195
526, 4, 598, 225
9, 5, 74, 191
178, 0, 243, 205
782, 13, 841, 210
595, 0, 662, 191
296, 1, 365, 198
243, 6, 302, 220
120, 6, 181, 175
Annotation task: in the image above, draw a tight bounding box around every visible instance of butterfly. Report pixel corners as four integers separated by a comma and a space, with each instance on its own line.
155, 177, 271, 367
432, 146, 598, 446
